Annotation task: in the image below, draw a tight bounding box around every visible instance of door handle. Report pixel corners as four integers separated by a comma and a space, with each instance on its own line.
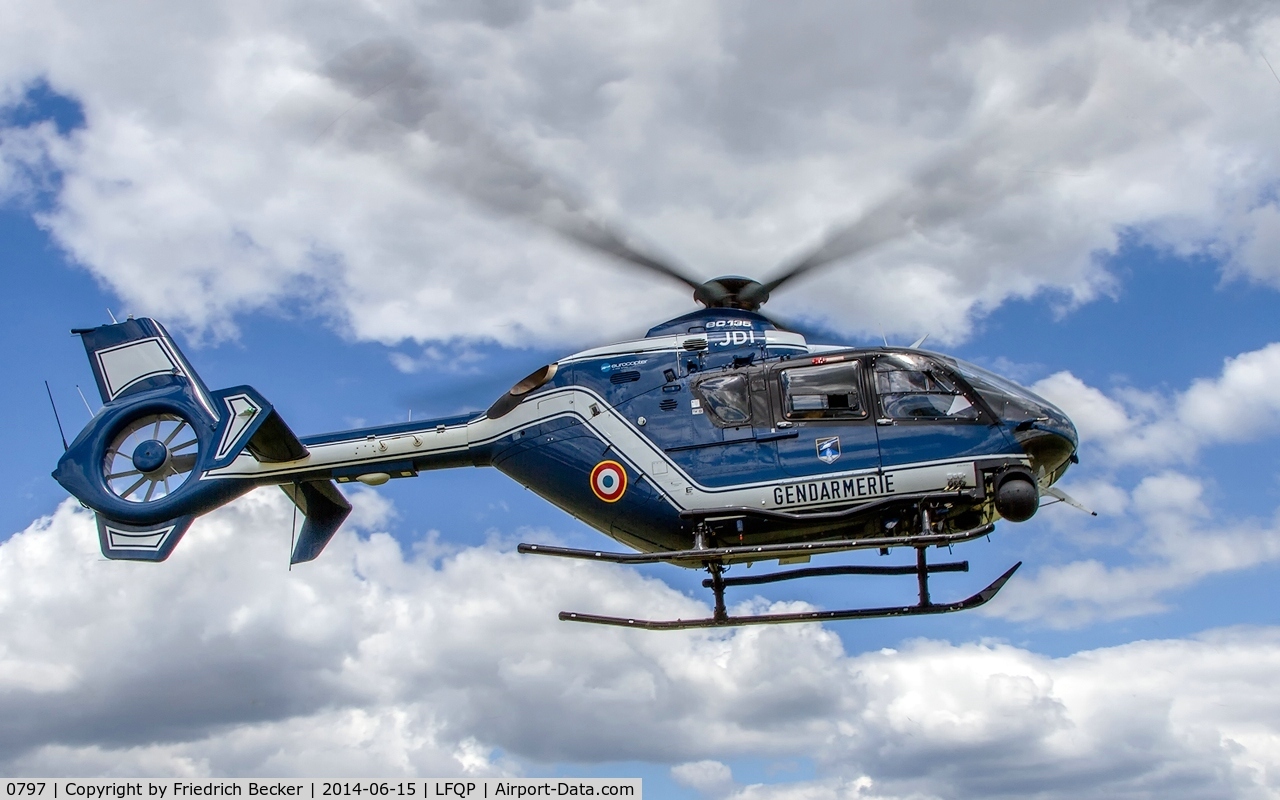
757, 429, 800, 442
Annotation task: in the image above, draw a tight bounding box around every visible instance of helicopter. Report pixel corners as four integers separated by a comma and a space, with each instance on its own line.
51, 268, 1081, 630
50, 43, 1084, 630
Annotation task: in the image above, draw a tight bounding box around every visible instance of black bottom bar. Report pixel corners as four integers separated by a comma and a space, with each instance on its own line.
560, 562, 1021, 631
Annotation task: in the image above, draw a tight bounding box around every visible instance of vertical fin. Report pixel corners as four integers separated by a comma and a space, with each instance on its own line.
283, 480, 353, 564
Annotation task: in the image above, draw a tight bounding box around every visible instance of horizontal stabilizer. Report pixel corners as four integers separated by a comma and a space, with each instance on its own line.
97, 513, 195, 561
209, 387, 309, 467
248, 409, 309, 462
283, 480, 352, 564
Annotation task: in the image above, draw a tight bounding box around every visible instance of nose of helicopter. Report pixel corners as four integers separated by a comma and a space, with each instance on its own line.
1011, 419, 1078, 487
1003, 389, 1078, 486
947, 357, 1079, 486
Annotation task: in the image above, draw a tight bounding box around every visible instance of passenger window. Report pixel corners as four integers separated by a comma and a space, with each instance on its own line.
874, 354, 979, 420
695, 373, 752, 425
781, 362, 866, 420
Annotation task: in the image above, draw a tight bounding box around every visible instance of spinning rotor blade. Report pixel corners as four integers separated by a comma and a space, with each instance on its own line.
756, 310, 837, 344
314, 39, 705, 295
744, 132, 1019, 307
297, 41, 1032, 317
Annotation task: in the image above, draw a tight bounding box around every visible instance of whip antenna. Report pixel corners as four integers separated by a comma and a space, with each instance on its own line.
44, 381, 69, 451
76, 384, 95, 416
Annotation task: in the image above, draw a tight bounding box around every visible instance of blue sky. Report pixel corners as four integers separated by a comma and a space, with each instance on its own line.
4, 3, 1280, 797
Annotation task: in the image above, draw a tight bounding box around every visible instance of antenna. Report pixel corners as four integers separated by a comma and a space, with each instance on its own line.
289, 482, 298, 572
76, 385, 95, 416
1264, 52, 1280, 88
44, 381, 69, 451
107, 308, 118, 324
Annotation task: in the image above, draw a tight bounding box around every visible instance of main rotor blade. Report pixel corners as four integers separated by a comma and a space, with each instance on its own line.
747, 131, 1018, 304
757, 310, 836, 344
313, 38, 704, 293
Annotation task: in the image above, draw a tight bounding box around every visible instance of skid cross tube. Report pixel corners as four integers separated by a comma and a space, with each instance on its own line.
701, 560, 968, 589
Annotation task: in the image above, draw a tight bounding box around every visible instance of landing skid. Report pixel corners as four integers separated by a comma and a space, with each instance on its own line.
558, 559, 1020, 630
519, 511, 1020, 629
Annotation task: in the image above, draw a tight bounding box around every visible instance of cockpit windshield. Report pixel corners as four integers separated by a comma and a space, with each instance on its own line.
945, 357, 1072, 430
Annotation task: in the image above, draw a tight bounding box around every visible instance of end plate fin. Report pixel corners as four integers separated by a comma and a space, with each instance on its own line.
284, 480, 352, 564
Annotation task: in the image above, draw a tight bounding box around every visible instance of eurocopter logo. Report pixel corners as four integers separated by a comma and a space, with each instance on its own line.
816, 436, 841, 464
601, 359, 649, 372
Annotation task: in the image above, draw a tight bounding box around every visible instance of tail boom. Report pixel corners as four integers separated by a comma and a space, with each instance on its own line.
54, 318, 485, 563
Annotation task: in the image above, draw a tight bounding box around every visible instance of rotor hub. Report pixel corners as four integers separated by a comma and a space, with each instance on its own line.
131, 439, 170, 474
694, 276, 771, 311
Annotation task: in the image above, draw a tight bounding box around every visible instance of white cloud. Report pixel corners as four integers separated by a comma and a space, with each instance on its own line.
0, 120, 62, 203
722, 777, 891, 800
672, 760, 734, 796
1, 2, 1280, 346
1176, 343, 1280, 443
993, 470, 1280, 627
4, 494, 1280, 797
1031, 372, 1134, 443
981, 344, 1280, 627
1032, 341, 1280, 464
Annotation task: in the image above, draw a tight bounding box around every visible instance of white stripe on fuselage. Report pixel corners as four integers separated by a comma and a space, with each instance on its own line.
199, 385, 1027, 515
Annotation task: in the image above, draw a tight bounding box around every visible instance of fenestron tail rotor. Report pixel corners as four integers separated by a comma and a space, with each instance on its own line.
104, 413, 200, 505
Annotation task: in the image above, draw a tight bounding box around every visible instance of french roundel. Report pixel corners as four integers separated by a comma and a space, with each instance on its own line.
590, 460, 628, 503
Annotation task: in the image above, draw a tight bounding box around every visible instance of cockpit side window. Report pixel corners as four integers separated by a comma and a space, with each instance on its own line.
694, 373, 752, 426
781, 362, 866, 420
874, 354, 980, 421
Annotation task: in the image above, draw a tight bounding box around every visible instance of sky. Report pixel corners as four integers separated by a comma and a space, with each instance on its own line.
3, 0, 1280, 796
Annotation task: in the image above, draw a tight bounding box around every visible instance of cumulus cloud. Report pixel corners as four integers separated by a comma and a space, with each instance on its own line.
0, 119, 63, 204
997, 347, 1280, 626
1, 1, 1279, 345
995, 470, 1280, 626
4, 494, 1280, 797
672, 760, 734, 796
1032, 341, 1280, 464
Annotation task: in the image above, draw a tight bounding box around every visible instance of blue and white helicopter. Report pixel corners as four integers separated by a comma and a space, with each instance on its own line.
52, 40, 1083, 628
52, 262, 1081, 629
